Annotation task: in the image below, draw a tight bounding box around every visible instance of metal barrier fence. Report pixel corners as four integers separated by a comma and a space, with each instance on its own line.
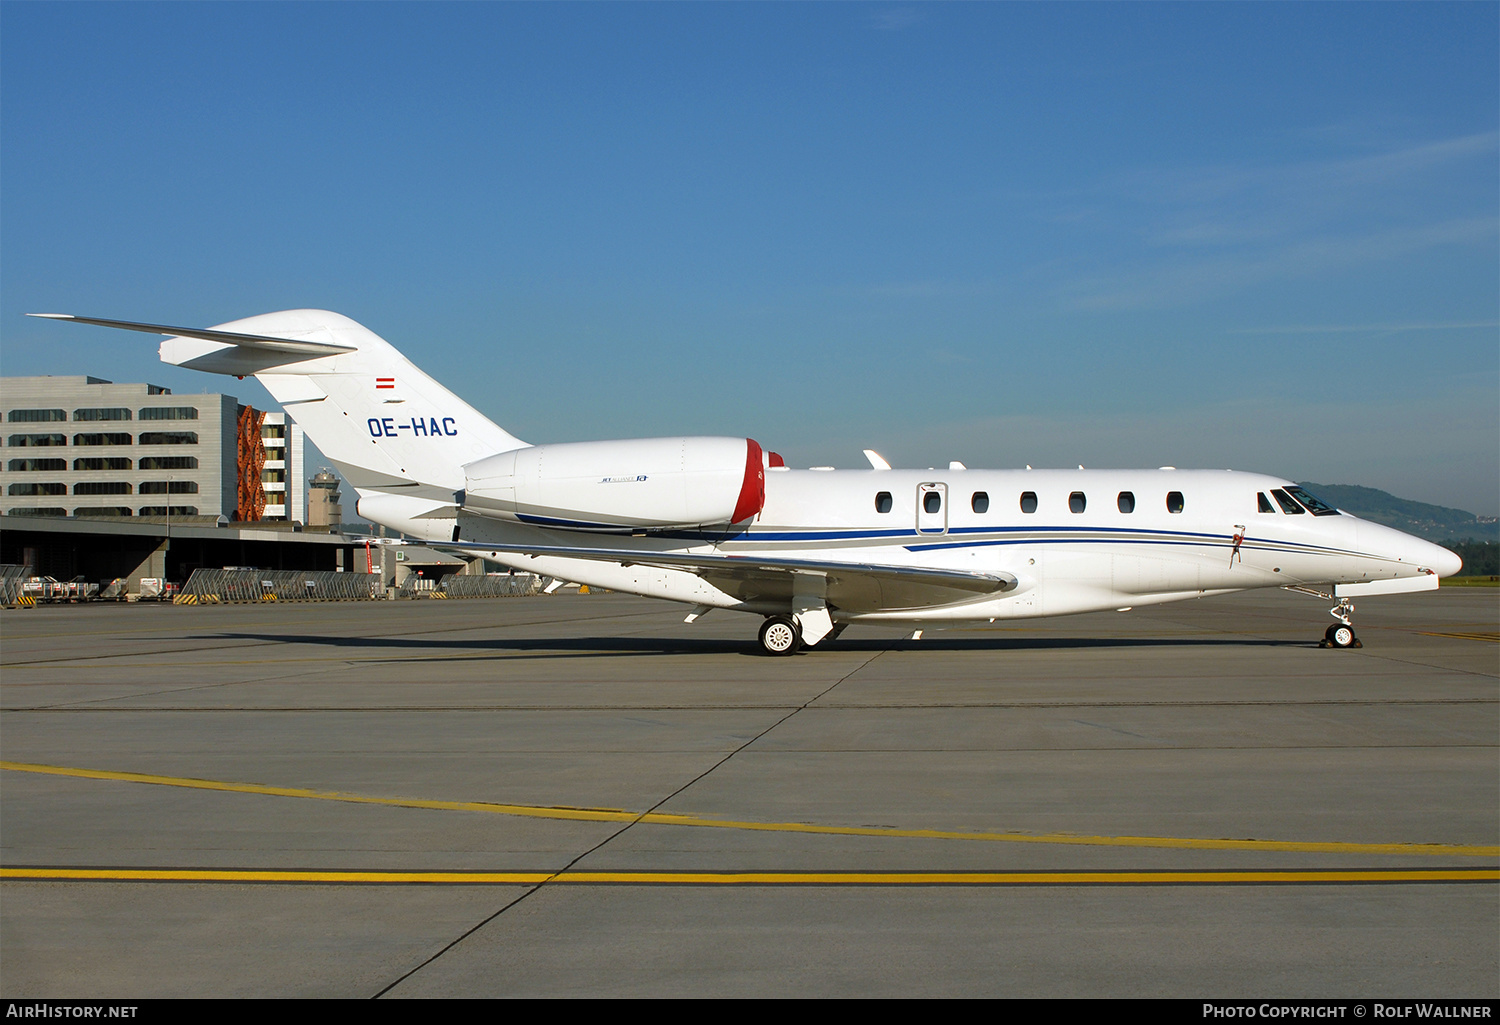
177, 568, 542, 603
0, 565, 32, 606
429, 573, 541, 599
177, 569, 382, 604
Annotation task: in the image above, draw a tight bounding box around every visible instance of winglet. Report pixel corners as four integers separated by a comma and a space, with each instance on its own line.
863, 449, 892, 470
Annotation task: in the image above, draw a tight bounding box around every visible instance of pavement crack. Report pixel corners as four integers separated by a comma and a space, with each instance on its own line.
370, 884, 546, 999
370, 644, 891, 998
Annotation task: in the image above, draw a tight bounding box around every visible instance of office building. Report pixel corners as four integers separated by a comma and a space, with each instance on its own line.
2, 376, 304, 523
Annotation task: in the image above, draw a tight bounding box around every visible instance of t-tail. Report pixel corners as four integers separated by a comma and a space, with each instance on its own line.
28, 310, 529, 531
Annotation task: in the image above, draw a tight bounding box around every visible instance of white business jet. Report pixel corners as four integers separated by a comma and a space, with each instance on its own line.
32, 310, 1462, 655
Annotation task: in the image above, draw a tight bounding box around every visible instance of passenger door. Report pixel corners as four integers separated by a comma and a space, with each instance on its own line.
916, 482, 948, 534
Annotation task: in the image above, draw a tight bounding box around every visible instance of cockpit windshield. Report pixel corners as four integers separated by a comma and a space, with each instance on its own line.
1270, 489, 1304, 514
1285, 486, 1340, 516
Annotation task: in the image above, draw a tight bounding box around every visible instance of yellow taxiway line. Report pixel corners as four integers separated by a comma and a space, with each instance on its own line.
4, 760, 1496, 858
1418, 631, 1499, 643
3, 867, 1496, 886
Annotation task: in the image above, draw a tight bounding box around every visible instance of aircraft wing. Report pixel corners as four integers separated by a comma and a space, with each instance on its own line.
401, 539, 1016, 612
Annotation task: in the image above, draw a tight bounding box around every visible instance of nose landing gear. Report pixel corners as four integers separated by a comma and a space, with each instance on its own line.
1323, 621, 1360, 649
1320, 595, 1361, 649
1284, 587, 1363, 649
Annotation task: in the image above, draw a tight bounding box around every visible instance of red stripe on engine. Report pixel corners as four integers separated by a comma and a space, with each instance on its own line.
730, 438, 766, 524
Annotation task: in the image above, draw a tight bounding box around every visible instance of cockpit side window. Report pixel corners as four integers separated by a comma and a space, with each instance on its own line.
1258, 492, 1275, 514
1285, 486, 1340, 516
1270, 488, 1305, 514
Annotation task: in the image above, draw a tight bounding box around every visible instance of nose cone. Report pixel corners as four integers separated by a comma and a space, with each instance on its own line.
1356, 520, 1464, 578
1426, 541, 1463, 579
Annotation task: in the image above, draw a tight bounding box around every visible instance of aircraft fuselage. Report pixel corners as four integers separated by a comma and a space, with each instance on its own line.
454, 467, 1457, 624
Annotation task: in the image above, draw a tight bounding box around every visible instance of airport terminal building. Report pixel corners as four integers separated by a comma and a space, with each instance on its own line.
0, 376, 499, 592
0, 376, 348, 587
2, 375, 304, 523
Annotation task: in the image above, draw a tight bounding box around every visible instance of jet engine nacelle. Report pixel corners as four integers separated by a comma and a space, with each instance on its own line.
461, 436, 765, 531
355, 492, 457, 542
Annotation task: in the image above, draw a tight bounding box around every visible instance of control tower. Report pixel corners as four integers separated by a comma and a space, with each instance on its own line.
308, 468, 342, 529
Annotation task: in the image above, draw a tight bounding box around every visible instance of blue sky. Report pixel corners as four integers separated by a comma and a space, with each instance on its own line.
3, 3, 1496, 513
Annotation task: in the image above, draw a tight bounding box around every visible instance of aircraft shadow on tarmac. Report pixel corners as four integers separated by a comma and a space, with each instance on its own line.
208, 631, 1309, 660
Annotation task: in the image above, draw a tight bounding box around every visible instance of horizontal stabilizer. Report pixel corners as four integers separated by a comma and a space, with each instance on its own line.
26, 314, 356, 357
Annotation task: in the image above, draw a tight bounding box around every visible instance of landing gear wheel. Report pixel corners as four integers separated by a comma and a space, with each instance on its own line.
758, 616, 801, 656
1323, 623, 1360, 649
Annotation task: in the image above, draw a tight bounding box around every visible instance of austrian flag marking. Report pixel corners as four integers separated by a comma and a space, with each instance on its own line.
375, 377, 395, 390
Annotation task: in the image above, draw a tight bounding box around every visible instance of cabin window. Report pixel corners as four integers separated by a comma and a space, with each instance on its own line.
924, 491, 942, 514
1270, 489, 1305, 514
1117, 491, 1135, 513
1166, 491, 1184, 514
875, 491, 893, 514
971, 491, 989, 514
1020, 491, 1038, 514
1069, 492, 1086, 514
1285, 486, 1340, 516
1258, 493, 1275, 513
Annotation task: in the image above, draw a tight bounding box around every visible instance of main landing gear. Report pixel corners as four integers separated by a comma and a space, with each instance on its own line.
756, 616, 846, 656
758, 616, 801, 656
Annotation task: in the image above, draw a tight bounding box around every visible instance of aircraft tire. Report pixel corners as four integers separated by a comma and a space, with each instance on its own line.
759, 616, 801, 656
1325, 623, 1359, 649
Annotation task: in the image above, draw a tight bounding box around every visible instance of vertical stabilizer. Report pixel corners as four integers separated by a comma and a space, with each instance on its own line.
149, 310, 528, 501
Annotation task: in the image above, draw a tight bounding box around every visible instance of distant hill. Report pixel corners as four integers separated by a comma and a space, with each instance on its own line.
1297, 482, 1499, 543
